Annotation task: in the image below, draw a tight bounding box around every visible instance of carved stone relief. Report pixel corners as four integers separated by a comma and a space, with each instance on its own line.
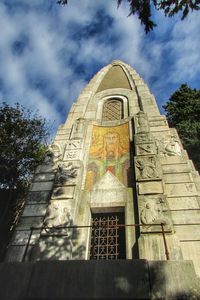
139, 195, 172, 232
136, 144, 155, 156
135, 133, 153, 144
66, 139, 82, 150
135, 156, 161, 181
44, 202, 72, 228
156, 134, 181, 156
51, 186, 75, 199
70, 118, 85, 139
36, 143, 63, 173
64, 150, 80, 161
135, 111, 149, 133
55, 163, 78, 185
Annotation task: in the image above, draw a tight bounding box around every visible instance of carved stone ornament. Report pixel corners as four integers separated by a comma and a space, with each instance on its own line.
135, 133, 153, 144
64, 150, 80, 161
136, 144, 155, 156
71, 118, 85, 139
55, 163, 78, 185
44, 202, 72, 228
43, 143, 62, 165
139, 195, 172, 232
135, 111, 149, 133
135, 156, 161, 181
156, 135, 181, 156
66, 139, 82, 150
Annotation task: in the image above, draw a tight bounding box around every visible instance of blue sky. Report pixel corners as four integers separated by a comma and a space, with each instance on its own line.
0, 0, 200, 136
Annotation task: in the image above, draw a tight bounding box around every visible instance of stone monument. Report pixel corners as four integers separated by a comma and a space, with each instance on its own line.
3, 60, 200, 299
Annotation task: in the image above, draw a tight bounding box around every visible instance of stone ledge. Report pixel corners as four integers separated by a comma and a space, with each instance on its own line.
0, 260, 199, 299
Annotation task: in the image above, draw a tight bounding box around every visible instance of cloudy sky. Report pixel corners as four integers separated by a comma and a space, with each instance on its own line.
0, 0, 200, 136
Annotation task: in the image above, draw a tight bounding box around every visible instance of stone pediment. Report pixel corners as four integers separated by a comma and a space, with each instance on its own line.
90, 171, 127, 207
92, 171, 126, 191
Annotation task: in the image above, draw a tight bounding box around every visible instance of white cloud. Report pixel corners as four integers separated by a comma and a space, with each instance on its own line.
0, 0, 199, 135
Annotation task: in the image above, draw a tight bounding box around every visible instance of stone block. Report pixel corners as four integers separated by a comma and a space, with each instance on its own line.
171, 210, 200, 224
165, 183, 197, 197
63, 149, 81, 160
167, 196, 200, 210
34, 173, 55, 182
26, 191, 50, 204
51, 186, 75, 199
136, 143, 156, 156
66, 139, 82, 149
30, 181, 53, 192
159, 155, 187, 165
22, 204, 47, 217
163, 173, 192, 183
4, 245, 26, 262
16, 217, 44, 230
174, 225, 200, 240
138, 195, 172, 233
162, 163, 191, 174
135, 156, 162, 181
138, 181, 163, 194
149, 260, 200, 299
10, 230, 40, 246
135, 133, 153, 144
181, 241, 200, 277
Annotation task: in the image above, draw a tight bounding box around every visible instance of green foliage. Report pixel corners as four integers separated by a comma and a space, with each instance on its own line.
0, 102, 49, 191
163, 84, 200, 171
57, 0, 200, 33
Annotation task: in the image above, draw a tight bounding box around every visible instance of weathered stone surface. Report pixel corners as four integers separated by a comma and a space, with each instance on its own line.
26, 191, 51, 204
16, 217, 44, 230
4, 246, 26, 262
136, 143, 156, 156
165, 183, 197, 197
167, 196, 200, 210
51, 186, 75, 199
163, 173, 192, 183
162, 163, 191, 173
66, 139, 82, 149
135, 133, 153, 144
149, 260, 200, 299
30, 181, 53, 192
138, 181, 163, 194
10, 230, 40, 245
22, 204, 47, 217
34, 173, 55, 182
63, 149, 81, 160
171, 210, 200, 224
181, 241, 200, 277
135, 156, 161, 181
43, 200, 73, 228
138, 195, 172, 233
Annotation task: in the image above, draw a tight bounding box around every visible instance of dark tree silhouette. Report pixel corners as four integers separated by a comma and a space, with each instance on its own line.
57, 0, 200, 33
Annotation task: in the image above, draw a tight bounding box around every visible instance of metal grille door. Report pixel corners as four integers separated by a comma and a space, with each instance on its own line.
90, 212, 125, 260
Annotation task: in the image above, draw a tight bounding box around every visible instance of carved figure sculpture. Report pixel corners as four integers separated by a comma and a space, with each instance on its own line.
164, 135, 181, 156
135, 157, 159, 179
55, 163, 78, 185
136, 111, 149, 133
156, 135, 181, 156
140, 197, 169, 230
44, 203, 72, 227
